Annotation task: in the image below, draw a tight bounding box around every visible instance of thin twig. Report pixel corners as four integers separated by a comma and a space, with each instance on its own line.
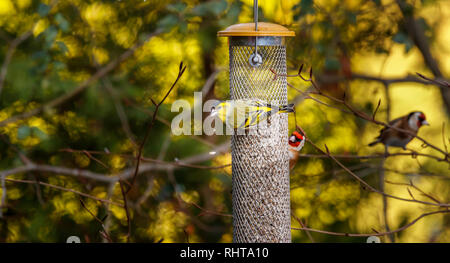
188, 201, 232, 217
4, 177, 123, 207
273, 65, 450, 162
79, 198, 113, 242
292, 210, 449, 237
0, 175, 6, 218
127, 61, 186, 193
310, 140, 450, 207
119, 180, 131, 242
292, 214, 315, 243
385, 180, 443, 204
0, 0, 59, 97
100, 76, 137, 146
0, 30, 163, 128
416, 73, 450, 88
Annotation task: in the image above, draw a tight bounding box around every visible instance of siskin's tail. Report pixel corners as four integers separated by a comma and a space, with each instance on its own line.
279, 103, 295, 113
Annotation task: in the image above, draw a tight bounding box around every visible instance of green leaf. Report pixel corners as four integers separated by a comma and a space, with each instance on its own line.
55, 13, 70, 32
44, 25, 58, 49
192, 0, 227, 16
53, 61, 66, 70
17, 126, 31, 140
179, 22, 188, 34
347, 12, 357, 24
209, 0, 227, 16
293, 0, 315, 20
56, 41, 68, 54
404, 41, 414, 53
37, 3, 51, 17
393, 32, 414, 53
219, 0, 242, 27
167, 2, 187, 13
157, 14, 178, 32
31, 127, 48, 140
325, 57, 340, 71
393, 32, 407, 44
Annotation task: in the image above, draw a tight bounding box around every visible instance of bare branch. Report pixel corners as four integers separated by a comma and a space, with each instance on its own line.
127, 61, 187, 192
100, 77, 137, 146
0, 175, 6, 218
292, 210, 449, 237
188, 201, 232, 218
416, 73, 450, 88
0, 29, 163, 128
0, 0, 59, 97
119, 180, 131, 242
395, 0, 450, 114
372, 99, 381, 120
4, 177, 122, 207
317, 72, 445, 87
275, 65, 450, 161
292, 214, 315, 243
308, 139, 450, 207
79, 198, 113, 242
385, 180, 444, 204
0, 31, 33, 97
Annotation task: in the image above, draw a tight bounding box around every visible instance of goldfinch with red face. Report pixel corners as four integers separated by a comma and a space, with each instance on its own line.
289, 131, 306, 170
368, 111, 429, 150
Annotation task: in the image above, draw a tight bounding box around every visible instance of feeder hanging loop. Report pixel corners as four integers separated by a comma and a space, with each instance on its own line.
249, 0, 262, 67
254, 0, 258, 31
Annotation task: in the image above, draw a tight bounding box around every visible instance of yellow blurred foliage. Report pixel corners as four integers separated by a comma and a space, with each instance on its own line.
33, 18, 49, 37
0, 0, 15, 16
6, 221, 21, 242
92, 47, 110, 65
180, 190, 200, 204
6, 187, 23, 200
110, 155, 126, 171
147, 201, 189, 242
82, 3, 117, 31
17, 0, 31, 9
50, 191, 98, 224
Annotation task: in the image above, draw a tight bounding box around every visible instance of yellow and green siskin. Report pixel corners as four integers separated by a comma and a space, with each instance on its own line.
210, 99, 294, 129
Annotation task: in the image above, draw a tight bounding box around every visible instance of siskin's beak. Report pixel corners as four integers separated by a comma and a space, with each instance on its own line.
210, 108, 217, 117
422, 120, 430, 126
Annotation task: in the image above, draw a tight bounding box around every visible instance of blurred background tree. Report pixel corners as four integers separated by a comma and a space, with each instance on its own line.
0, 0, 448, 242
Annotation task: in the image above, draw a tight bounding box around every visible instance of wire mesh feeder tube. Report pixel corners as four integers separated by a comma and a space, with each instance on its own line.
228, 35, 291, 243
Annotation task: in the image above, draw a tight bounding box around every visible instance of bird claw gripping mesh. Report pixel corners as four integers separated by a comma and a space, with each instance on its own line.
229, 40, 291, 243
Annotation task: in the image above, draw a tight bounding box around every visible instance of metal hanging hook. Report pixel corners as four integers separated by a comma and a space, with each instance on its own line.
249, 0, 262, 67
254, 0, 258, 31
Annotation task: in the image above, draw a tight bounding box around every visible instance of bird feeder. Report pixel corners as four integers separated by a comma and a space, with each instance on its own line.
218, 3, 295, 243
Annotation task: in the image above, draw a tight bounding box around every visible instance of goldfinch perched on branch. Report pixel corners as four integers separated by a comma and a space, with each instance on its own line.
289, 131, 305, 170
210, 99, 294, 129
368, 111, 429, 150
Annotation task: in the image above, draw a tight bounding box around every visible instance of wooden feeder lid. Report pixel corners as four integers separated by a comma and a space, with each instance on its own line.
217, 22, 295, 37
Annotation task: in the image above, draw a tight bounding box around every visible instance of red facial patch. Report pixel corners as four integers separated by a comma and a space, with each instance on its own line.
289, 141, 300, 147
417, 113, 426, 127
292, 131, 304, 140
